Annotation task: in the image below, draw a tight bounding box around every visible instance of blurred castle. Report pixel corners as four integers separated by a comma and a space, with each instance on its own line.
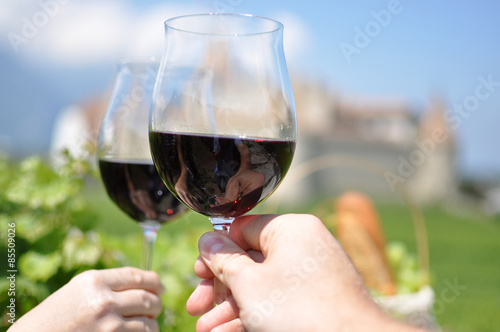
50, 77, 458, 206
275, 78, 458, 206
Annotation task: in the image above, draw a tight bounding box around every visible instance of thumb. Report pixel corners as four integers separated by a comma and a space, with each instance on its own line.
199, 232, 255, 288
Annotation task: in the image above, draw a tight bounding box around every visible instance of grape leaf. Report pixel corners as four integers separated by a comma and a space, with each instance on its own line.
19, 251, 62, 282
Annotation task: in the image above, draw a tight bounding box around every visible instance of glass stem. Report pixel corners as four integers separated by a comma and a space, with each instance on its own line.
140, 221, 160, 270
210, 217, 234, 305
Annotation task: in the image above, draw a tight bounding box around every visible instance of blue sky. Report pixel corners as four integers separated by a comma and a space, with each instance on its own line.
0, 0, 499, 177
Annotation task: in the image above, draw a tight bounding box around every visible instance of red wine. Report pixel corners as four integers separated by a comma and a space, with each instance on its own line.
98, 159, 185, 223
149, 131, 295, 218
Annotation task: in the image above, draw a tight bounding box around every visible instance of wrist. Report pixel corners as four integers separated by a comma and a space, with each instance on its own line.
351, 303, 428, 332
318, 292, 423, 332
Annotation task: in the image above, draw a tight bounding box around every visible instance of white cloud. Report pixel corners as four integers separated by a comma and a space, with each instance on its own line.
0, 2, 311, 70
1, 1, 203, 66
38, 1, 130, 64
124, 3, 200, 60
272, 11, 315, 67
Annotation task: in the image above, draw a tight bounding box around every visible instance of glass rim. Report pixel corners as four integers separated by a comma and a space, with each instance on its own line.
118, 57, 159, 67
116, 57, 159, 74
164, 13, 283, 36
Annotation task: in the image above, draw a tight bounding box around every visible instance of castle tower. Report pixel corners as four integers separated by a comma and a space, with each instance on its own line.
408, 98, 458, 204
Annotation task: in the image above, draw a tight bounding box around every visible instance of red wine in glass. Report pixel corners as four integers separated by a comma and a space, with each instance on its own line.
149, 132, 295, 218
98, 158, 185, 223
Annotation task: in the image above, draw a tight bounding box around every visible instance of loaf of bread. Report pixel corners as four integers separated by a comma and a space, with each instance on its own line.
335, 191, 396, 295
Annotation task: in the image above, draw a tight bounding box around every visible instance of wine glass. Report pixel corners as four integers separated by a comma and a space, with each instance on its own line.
149, 14, 297, 304
98, 59, 186, 270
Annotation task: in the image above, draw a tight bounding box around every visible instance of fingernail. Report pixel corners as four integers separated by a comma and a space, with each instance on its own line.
199, 233, 225, 260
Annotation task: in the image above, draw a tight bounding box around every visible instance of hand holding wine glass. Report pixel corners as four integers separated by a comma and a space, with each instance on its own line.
8, 268, 164, 332
150, 14, 297, 304
98, 59, 186, 270
186, 214, 428, 332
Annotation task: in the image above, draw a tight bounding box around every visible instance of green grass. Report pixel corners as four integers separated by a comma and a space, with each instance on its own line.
85, 183, 500, 332
368, 204, 500, 332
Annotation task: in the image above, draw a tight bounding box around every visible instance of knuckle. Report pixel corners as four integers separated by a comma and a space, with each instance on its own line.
125, 267, 145, 287
138, 291, 162, 316
132, 269, 145, 286
92, 295, 116, 319
305, 214, 325, 230
282, 213, 325, 233
143, 291, 152, 308
73, 269, 101, 287
139, 290, 152, 310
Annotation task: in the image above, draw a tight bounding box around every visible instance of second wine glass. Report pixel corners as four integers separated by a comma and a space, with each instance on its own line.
98, 59, 186, 270
149, 14, 297, 303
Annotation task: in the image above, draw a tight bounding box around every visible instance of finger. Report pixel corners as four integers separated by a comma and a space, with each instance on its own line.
228, 214, 279, 252
237, 143, 251, 170
222, 177, 240, 203
195, 248, 264, 283
122, 316, 159, 332
186, 278, 214, 316
107, 267, 165, 295
194, 255, 215, 279
196, 296, 239, 332
212, 319, 246, 332
114, 289, 163, 318
198, 232, 255, 288
230, 214, 329, 258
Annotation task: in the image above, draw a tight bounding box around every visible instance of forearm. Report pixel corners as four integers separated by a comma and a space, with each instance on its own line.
333, 300, 429, 332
